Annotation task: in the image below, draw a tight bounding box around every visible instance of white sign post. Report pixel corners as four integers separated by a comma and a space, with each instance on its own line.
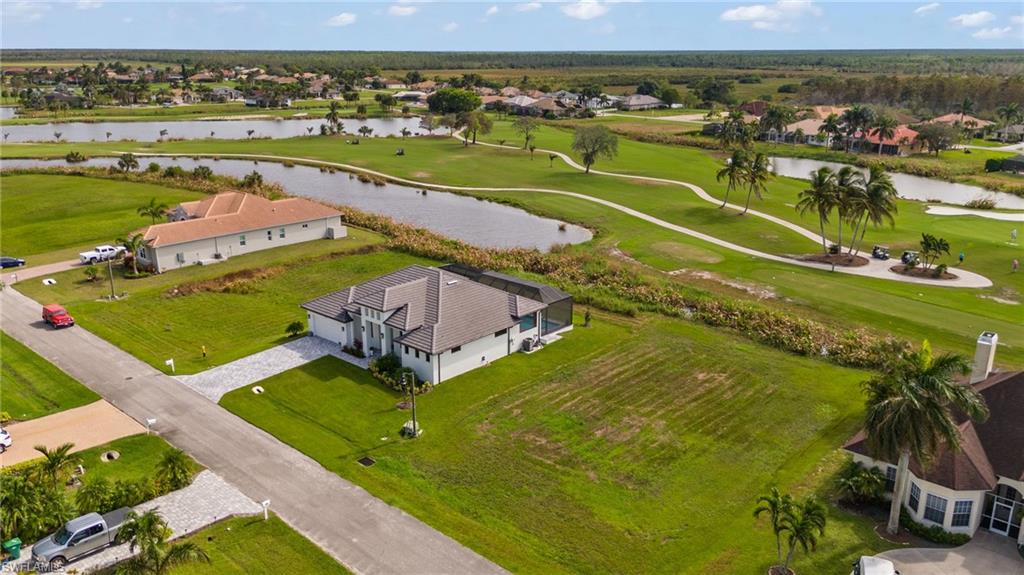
145, 418, 158, 435
261, 500, 271, 521
165, 359, 175, 373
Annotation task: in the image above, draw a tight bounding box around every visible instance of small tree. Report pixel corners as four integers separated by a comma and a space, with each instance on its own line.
512, 115, 540, 149
919, 233, 950, 270
192, 165, 213, 180
34, 443, 80, 490
242, 171, 263, 188
754, 487, 792, 569
84, 265, 100, 283
779, 496, 827, 573
138, 197, 169, 224
116, 510, 210, 575
419, 113, 439, 135
156, 449, 192, 491
286, 320, 304, 337
358, 125, 374, 138
835, 461, 886, 505
571, 125, 618, 174
118, 233, 147, 276
76, 477, 113, 513
400, 127, 411, 139
117, 153, 139, 172
915, 123, 959, 157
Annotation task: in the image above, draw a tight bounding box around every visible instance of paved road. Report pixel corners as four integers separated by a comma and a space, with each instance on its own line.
1, 288, 507, 575
6, 259, 81, 284
144, 149, 993, 289
878, 530, 1024, 575
0, 400, 144, 466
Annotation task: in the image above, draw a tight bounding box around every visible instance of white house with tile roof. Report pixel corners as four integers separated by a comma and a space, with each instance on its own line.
301, 265, 572, 384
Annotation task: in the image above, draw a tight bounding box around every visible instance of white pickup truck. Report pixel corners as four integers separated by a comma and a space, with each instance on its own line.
79, 245, 126, 264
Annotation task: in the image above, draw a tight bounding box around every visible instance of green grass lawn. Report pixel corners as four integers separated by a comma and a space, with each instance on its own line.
170, 515, 351, 575
0, 173, 206, 266
16, 233, 428, 374
0, 331, 99, 421
71, 434, 200, 486
5, 139, 1021, 367
221, 311, 893, 575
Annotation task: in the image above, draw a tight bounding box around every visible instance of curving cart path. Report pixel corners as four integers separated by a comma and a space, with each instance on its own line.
120, 149, 993, 288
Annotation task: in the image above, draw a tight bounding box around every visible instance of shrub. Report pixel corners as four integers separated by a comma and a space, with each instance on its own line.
934, 263, 948, 278
84, 265, 100, 283
984, 158, 1004, 172
192, 165, 213, 179
369, 354, 431, 393
162, 165, 187, 178
341, 344, 365, 358
64, 151, 87, 163
777, 84, 801, 93
286, 320, 304, 337
900, 509, 971, 546
75, 477, 114, 514
146, 162, 161, 173
110, 478, 155, 509
834, 461, 886, 505
964, 197, 996, 209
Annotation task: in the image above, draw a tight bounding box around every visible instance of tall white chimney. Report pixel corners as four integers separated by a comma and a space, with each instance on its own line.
970, 332, 998, 384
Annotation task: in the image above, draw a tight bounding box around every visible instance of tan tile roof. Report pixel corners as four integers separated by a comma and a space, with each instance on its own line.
142, 192, 341, 248
929, 113, 994, 128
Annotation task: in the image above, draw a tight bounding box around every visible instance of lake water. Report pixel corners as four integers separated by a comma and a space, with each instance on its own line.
0, 116, 425, 143
769, 156, 1024, 210
1, 157, 592, 251
0, 107, 16, 120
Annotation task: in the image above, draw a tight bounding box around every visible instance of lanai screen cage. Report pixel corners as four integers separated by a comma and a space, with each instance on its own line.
441, 264, 573, 335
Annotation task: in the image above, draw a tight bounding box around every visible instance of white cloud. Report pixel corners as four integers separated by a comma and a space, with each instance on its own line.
720, 0, 821, 32
593, 22, 616, 34
7, 1, 52, 22
949, 11, 994, 27
1012, 15, 1023, 26
913, 2, 939, 15
972, 26, 1012, 39
122, 16, 133, 23
485, 5, 499, 17
442, 20, 458, 32
76, 0, 103, 9
326, 12, 356, 26
388, 4, 418, 16
561, 0, 610, 20
515, 2, 542, 12
212, 3, 246, 14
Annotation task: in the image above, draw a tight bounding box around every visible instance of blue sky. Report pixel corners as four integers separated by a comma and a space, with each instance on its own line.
3, 1, 1023, 51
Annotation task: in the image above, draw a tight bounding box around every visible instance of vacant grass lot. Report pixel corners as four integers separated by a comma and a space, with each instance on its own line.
169, 515, 351, 575
0, 331, 99, 421
70, 433, 200, 485
0, 173, 205, 266
17, 233, 429, 374
222, 311, 891, 575
5, 139, 1021, 367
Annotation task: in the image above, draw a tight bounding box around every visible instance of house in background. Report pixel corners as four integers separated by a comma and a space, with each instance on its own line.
928, 113, 994, 138
138, 192, 345, 273
621, 94, 664, 111
302, 264, 572, 384
844, 332, 1024, 545
994, 124, 1024, 143
858, 125, 920, 156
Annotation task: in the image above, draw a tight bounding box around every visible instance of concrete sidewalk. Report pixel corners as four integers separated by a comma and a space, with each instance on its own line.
878, 530, 1024, 575
1, 287, 507, 575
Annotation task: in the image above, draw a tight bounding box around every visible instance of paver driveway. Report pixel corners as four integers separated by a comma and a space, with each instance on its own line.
878, 531, 1024, 575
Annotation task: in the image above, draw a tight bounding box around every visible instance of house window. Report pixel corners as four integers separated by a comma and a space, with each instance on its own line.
404, 345, 409, 354
425, 354, 430, 363
451, 345, 461, 354
951, 500, 972, 527
908, 483, 921, 513
267, 230, 273, 240
494, 328, 507, 338
414, 349, 419, 359
279, 227, 286, 238
239, 234, 247, 246
923, 494, 947, 524
885, 466, 896, 492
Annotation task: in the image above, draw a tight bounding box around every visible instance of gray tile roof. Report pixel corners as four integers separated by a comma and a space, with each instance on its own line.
301, 265, 548, 354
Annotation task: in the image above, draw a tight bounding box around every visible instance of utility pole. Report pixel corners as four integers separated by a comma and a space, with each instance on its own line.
403, 371, 418, 438
107, 257, 115, 300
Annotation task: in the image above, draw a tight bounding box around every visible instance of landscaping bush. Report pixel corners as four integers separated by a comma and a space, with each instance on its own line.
984, 158, 1004, 172
64, 151, 87, 163
341, 344, 365, 358
286, 320, 304, 337
964, 197, 997, 209
146, 162, 161, 173
369, 354, 430, 393
192, 165, 214, 179
899, 509, 971, 546
834, 460, 886, 505
162, 165, 188, 178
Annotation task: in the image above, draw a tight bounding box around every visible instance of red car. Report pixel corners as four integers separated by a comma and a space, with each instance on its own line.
42, 304, 75, 328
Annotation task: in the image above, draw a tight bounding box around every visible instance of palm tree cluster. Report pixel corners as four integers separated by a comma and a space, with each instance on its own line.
861, 340, 988, 534
758, 105, 797, 143
795, 165, 897, 255
754, 487, 827, 575
716, 149, 774, 214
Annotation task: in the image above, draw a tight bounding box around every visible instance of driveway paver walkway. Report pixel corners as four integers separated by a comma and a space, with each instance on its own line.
1, 288, 507, 575
0, 400, 145, 467
878, 531, 1024, 575
6, 470, 261, 574
176, 336, 366, 401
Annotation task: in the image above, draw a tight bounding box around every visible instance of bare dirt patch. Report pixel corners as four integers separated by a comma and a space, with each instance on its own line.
651, 242, 724, 264
890, 264, 958, 280
629, 178, 671, 187
800, 253, 869, 267
165, 267, 285, 297
669, 268, 777, 299
412, 171, 432, 179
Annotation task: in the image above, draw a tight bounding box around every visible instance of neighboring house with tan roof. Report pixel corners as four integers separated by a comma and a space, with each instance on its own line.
137, 192, 345, 273
844, 332, 1024, 544
301, 264, 573, 384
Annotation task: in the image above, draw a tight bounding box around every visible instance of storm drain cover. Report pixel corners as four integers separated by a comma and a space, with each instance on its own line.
357, 456, 376, 467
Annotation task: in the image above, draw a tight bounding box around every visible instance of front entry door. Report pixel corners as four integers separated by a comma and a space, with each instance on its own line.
990, 501, 1013, 535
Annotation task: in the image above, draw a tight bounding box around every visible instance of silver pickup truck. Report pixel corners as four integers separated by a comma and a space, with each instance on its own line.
31, 507, 130, 570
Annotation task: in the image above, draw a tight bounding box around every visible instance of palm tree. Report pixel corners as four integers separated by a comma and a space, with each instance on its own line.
870, 115, 898, 155
325, 100, 341, 132
862, 340, 989, 535
34, 443, 80, 489
118, 233, 147, 275
833, 166, 865, 251
0, 474, 42, 537
106, 131, 113, 141
848, 166, 897, 255
400, 127, 411, 139
156, 449, 192, 491
779, 496, 827, 573
716, 149, 748, 209
358, 125, 374, 138
796, 167, 837, 253
116, 509, 210, 575
754, 487, 792, 568
158, 129, 168, 140
996, 102, 1020, 129
137, 197, 169, 224
117, 153, 139, 172
759, 105, 795, 143
956, 97, 974, 124
246, 129, 255, 139
742, 152, 771, 214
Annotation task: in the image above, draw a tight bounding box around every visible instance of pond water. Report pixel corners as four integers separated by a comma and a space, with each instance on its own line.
0, 116, 425, 143
1, 157, 592, 251
0, 107, 16, 120
769, 156, 1024, 210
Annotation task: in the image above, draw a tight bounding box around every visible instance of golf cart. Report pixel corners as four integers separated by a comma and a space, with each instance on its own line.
871, 245, 891, 260
900, 250, 920, 265
851, 556, 899, 575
